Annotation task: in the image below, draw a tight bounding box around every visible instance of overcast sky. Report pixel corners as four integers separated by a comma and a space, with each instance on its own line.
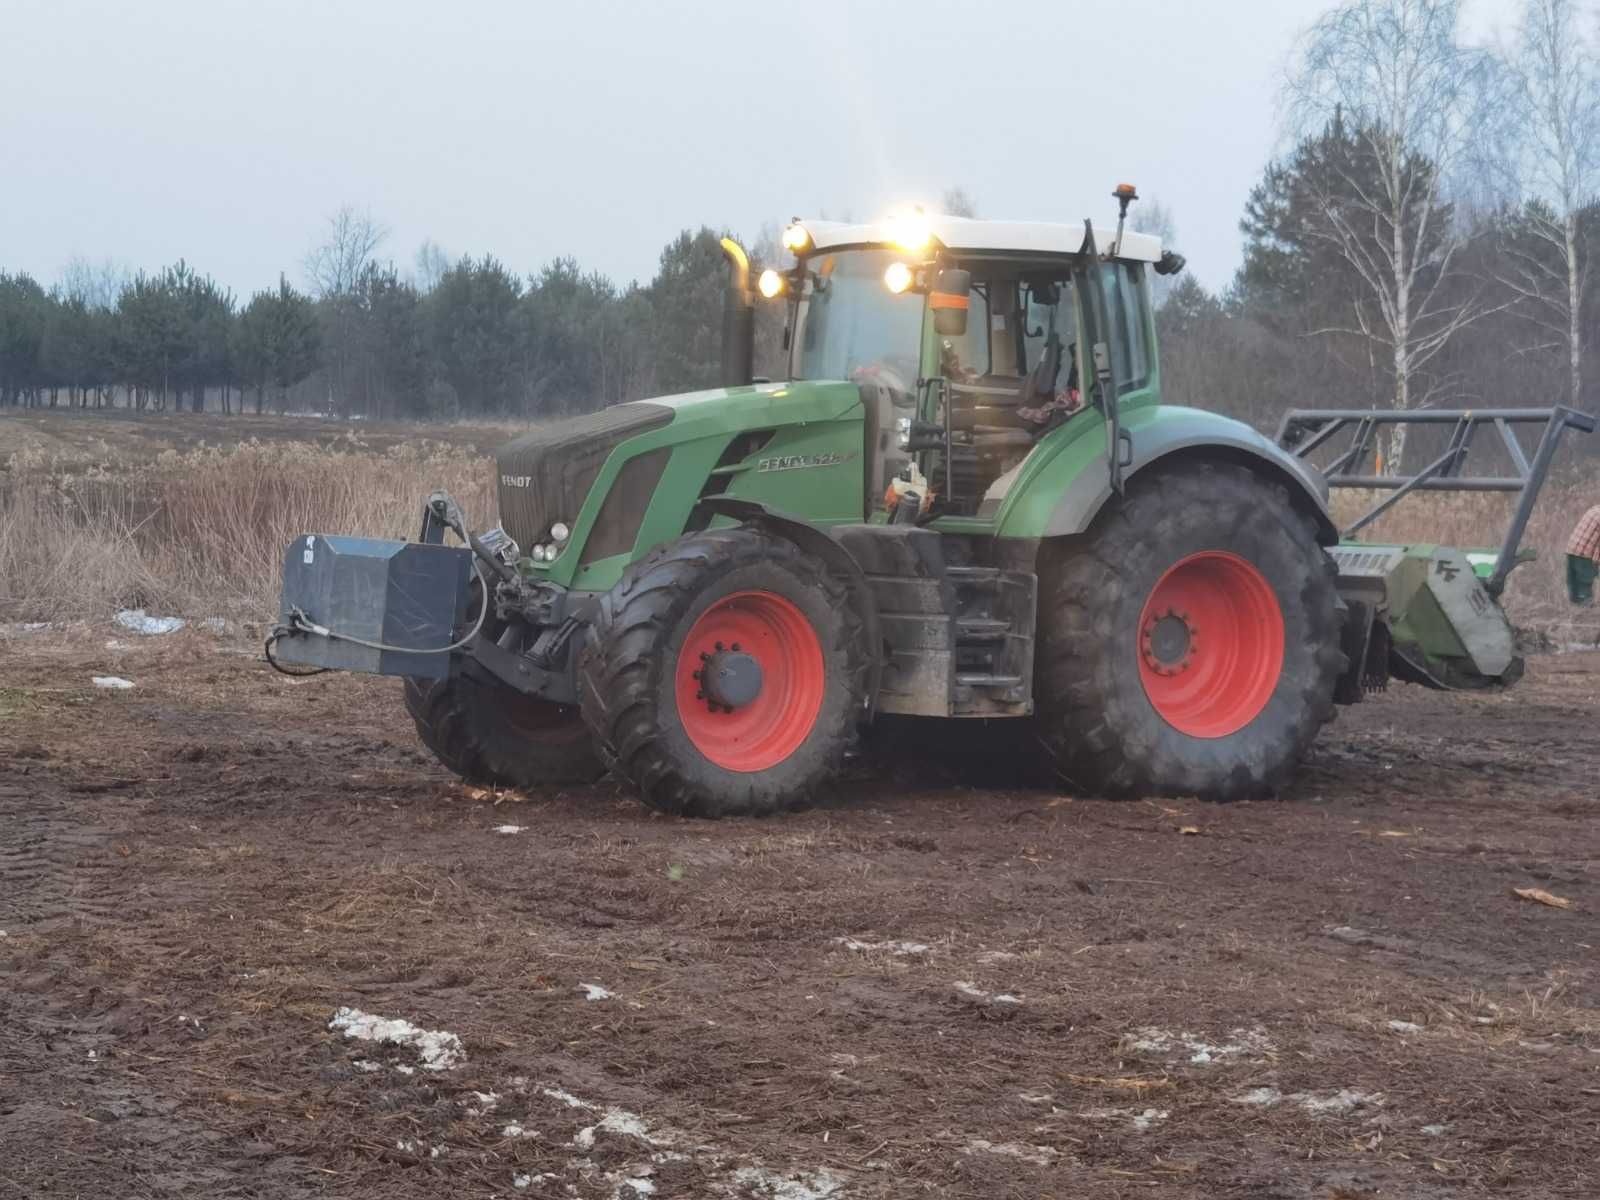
3, 0, 1521, 301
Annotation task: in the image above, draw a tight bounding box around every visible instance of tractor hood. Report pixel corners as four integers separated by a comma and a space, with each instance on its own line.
494, 381, 860, 555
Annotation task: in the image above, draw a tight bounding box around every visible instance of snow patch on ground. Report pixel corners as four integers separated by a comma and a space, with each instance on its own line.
501, 1122, 533, 1138
495, 825, 526, 835
964, 1140, 1059, 1166
953, 981, 1021, 1006
463, 1090, 499, 1115
579, 983, 613, 1001
575, 1108, 656, 1150
1231, 1087, 1383, 1114
328, 1006, 464, 1071
1299, 1088, 1384, 1114
833, 937, 930, 956
1235, 1087, 1282, 1106
1, 621, 56, 636
114, 609, 185, 635
540, 1085, 846, 1197
92, 676, 135, 689
1387, 1019, 1423, 1034
1080, 1106, 1169, 1131
726, 1166, 848, 1199
1122, 1026, 1274, 1065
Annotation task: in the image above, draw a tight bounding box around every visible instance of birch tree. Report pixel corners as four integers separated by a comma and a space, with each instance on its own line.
1498, 0, 1599, 410
304, 206, 387, 412
1288, 0, 1496, 469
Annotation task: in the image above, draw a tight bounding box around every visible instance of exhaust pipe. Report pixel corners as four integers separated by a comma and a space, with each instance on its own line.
719, 237, 754, 387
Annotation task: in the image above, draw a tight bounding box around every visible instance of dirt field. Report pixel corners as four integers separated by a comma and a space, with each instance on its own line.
2, 627, 1597, 1199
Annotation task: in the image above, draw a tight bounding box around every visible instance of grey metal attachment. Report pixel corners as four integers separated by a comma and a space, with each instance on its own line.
276, 535, 473, 678
1276, 406, 1596, 597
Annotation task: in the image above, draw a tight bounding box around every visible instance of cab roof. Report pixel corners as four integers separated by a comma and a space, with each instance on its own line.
800, 214, 1164, 263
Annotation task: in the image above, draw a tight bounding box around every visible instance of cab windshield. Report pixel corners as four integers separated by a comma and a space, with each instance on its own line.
791, 249, 924, 390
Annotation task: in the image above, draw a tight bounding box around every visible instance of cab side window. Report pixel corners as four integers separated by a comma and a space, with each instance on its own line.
1100, 263, 1151, 394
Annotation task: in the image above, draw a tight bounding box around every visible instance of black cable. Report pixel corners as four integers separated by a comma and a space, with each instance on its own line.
264, 628, 330, 677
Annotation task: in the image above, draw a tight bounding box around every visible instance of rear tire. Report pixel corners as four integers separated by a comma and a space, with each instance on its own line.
579, 528, 869, 817
403, 675, 605, 788
1033, 460, 1344, 800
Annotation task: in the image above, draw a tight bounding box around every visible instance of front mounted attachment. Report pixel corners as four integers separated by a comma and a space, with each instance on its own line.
1277, 406, 1596, 598
1278, 405, 1595, 696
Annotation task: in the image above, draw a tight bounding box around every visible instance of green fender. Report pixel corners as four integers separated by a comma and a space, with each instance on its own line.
989, 405, 1337, 544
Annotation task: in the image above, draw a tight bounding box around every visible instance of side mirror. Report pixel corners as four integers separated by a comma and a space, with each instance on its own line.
931, 268, 971, 337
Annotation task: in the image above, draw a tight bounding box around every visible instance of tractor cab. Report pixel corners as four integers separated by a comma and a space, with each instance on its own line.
761, 199, 1180, 521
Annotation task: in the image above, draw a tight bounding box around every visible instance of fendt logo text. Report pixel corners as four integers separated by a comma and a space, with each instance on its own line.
501, 474, 532, 488
756, 452, 854, 473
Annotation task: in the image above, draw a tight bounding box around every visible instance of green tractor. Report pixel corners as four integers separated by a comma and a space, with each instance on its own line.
271, 188, 1592, 815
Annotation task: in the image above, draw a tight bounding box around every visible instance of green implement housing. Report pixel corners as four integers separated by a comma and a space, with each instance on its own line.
271, 193, 1593, 816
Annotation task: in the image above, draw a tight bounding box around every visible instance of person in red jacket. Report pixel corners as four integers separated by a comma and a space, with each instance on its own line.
1568, 504, 1600, 605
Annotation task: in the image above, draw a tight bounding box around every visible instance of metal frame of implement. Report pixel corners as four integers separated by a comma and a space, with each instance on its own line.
1277, 406, 1596, 598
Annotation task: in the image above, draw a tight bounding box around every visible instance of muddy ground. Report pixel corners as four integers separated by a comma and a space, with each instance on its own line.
2, 629, 1597, 1199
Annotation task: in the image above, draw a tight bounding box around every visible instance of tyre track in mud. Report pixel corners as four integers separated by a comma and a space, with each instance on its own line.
0, 776, 128, 931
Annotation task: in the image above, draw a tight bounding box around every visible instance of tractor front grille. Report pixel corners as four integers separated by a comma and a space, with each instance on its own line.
495, 403, 673, 551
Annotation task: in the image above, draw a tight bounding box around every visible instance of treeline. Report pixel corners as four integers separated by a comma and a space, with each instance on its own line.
3, 0, 1597, 447
0, 223, 755, 417
1158, 0, 1600, 457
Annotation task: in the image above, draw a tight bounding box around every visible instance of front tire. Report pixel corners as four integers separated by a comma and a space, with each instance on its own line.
1033, 461, 1344, 800
578, 529, 869, 817
403, 675, 606, 788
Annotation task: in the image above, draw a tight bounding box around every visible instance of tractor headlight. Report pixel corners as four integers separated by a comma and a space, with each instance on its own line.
757, 268, 786, 299
550, 521, 570, 544
883, 261, 914, 294
895, 415, 912, 449
781, 223, 811, 253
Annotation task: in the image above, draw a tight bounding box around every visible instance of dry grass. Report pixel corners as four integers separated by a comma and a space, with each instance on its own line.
1, 440, 493, 622
3, 420, 1596, 645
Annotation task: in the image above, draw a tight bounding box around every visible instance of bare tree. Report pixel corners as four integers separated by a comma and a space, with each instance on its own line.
1496, 0, 1599, 410
1137, 198, 1180, 307
304, 205, 387, 299
58, 256, 127, 309
941, 186, 978, 218
1288, 0, 1498, 469
415, 238, 450, 293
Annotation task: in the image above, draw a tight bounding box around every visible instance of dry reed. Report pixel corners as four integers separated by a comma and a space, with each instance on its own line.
1, 441, 493, 623
3, 437, 1596, 644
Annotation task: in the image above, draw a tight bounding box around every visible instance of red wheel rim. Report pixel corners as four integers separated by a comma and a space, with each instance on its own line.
1136, 552, 1284, 739
675, 590, 825, 772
